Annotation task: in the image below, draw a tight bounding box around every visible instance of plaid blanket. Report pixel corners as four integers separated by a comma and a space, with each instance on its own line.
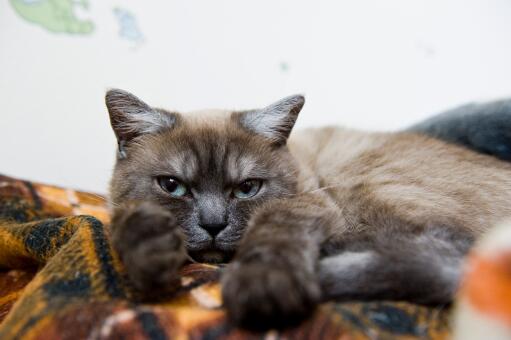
0, 174, 450, 339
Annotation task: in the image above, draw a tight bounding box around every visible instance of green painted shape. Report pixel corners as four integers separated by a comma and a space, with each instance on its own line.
10, 0, 94, 35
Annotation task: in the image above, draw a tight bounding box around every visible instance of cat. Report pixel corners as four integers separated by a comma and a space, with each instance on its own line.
106, 89, 511, 330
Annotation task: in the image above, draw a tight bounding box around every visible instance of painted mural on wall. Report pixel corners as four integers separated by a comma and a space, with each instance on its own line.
9, 0, 144, 46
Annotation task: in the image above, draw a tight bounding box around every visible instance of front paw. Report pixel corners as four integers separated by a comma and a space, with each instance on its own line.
110, 201, 187, 297
221, 261, 321, 330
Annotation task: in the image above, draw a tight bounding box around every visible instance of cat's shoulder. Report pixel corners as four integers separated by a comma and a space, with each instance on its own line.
288, 126, 390, 160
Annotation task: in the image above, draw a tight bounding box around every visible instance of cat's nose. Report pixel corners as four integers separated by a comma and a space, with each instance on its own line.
200, 223, 228, 237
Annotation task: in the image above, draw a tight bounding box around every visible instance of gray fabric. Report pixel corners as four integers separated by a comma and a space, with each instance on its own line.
409, 99, 511, 160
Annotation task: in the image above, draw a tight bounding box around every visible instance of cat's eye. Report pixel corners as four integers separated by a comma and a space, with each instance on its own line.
157, 177, 188, 197
233, 179, 262, 199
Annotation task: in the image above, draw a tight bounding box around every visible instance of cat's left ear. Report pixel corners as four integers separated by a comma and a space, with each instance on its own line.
236, 94, 305, 145
105, 89, 177, 158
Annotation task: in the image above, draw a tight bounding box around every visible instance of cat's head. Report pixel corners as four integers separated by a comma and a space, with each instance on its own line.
106, 89, 304, 263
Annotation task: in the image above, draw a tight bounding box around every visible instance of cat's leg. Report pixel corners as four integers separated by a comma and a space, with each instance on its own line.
110, 201, 187, 299
221, 193, 339, 330
319, 225, 474, 304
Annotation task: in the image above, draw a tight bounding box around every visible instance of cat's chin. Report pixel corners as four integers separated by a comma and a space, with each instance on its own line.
189, 250, 234, 264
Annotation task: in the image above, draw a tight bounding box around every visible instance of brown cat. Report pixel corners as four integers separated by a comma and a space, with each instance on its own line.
106, 89, 511, 330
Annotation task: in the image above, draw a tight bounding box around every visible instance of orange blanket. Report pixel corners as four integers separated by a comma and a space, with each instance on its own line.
0, 174, 449, 339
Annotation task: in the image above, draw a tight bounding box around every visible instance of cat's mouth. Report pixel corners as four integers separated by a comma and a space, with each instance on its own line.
188, 249, 234, 264
186, 237, 238, 264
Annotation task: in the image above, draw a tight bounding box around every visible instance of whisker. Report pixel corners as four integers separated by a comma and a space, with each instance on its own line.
301, 183, 346, 195
186, 254, 198, 264
86, 193, 121, 208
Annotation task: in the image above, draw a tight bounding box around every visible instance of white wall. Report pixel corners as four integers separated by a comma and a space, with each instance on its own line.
2, 0, 511, 193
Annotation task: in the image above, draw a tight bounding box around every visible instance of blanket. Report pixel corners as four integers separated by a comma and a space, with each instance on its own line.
0, 174, 450, 339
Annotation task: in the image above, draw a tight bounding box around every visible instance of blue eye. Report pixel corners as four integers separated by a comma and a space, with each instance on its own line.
233, 179, 262, 199
157, 177, 188, 197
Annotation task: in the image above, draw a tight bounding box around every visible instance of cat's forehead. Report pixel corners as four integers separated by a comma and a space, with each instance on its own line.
180, 109, 233, 126
138, 114, 276, 185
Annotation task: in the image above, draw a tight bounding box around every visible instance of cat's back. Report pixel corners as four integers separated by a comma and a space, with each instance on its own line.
288, 127, 390, 183
289, 126, 511, 234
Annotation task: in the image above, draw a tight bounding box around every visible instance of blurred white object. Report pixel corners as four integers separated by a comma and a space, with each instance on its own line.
453, 222, 511, 340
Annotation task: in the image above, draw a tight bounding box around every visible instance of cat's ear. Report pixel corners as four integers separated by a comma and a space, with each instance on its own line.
105, 89, 177, 158
236, 94, 305, 145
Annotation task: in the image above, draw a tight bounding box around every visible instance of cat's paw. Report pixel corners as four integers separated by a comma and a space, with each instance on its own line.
221, 260, 321, 330
110, 201, 187, 298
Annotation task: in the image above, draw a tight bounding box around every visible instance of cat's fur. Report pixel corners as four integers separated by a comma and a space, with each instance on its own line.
106, 89, 511, 330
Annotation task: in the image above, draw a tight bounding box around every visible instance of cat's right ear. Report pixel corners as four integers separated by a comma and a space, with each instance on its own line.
234, 94, 305, 146
105, 89, 177, 159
